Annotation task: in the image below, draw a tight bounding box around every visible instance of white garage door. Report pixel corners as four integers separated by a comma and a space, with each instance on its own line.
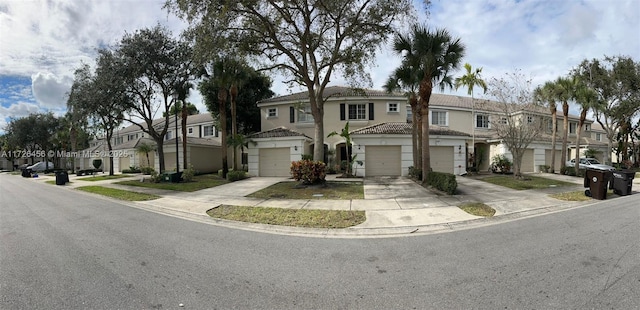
259, 148, 291, 177
431, 146, 454, 173
521, 149, 534, 172
365, 146, 401, 176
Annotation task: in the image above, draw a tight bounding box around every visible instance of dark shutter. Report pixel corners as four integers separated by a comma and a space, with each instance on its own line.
340, 103, 346, 121
290, 106, 295, 123
368, 102, 374, 120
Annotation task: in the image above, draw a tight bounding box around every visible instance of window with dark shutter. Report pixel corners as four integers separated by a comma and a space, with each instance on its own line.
340, 103, 346, 121
290, 106, 295, 123
368, 102, 374, 120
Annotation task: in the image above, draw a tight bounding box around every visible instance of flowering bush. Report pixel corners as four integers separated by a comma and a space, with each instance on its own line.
290, 160, 326, 184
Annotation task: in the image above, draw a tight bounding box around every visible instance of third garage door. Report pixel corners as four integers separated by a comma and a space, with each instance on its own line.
259, 148, 291, 177
365, 146, 401, 176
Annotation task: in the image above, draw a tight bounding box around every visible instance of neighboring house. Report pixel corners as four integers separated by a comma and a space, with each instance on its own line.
77, 113, 224, 174
248, 86, 611, 177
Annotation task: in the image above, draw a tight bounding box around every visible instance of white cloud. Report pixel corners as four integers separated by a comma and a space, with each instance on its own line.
31, 72, 72, 109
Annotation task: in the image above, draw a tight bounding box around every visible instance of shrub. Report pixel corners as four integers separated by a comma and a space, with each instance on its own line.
539, 165, 550, 173
491, 155, 512, 173
182, 164, 196, 182
122, 166, 141, 173
149, 170, 162, 183
408, 166, 423, 180
426, 171, 457, 195
227, 170, 248, 182
301, 154, 313, 161
563, 166, 576, 176
140, 166, 155, 175
290, 160, 326, 184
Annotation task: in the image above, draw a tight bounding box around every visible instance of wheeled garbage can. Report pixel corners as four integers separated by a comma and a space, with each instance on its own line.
584, 168, 612, 200
609, 170, 635, 196
55, 170, 69, 185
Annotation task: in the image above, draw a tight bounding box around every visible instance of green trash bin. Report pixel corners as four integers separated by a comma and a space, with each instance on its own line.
163, 171, 182, 183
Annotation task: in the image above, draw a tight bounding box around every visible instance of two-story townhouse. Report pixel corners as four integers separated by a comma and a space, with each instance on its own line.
248, 86, 611, 177
78, 113, 224, 174
248, 86, 470, 177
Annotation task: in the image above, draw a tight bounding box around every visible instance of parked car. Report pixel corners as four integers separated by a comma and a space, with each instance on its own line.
26, 161, 54, 172
566, 158, 615, 171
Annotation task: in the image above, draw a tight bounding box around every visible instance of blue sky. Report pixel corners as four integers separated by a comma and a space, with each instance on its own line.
1, 0, 639, 134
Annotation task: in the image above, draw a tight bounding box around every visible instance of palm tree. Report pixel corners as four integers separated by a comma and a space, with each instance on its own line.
136, 142, 156, 167
553, 76, 579, 172
573, 81, 598, 174
174, 82, 193, 170
534, 81, 560, 173
392, 25, 465, 182
384, 64, 422, 169
454, 63, 487, 169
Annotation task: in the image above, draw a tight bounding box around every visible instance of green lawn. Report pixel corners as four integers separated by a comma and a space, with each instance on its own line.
247, 181, 364, 199
77, 174, 132, 181
115, 173, 228, 192
207, 205, 366, 228
77, 186, 160, 201
479, 175, 574, 190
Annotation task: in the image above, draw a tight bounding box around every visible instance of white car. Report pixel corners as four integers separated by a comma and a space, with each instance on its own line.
26, 161, 54, 172
566, 158, 615, 171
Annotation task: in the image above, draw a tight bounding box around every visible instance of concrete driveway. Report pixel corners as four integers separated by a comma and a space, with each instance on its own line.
363, 176, 437, 199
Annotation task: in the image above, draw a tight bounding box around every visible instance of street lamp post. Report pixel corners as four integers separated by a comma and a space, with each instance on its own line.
172, 92, 180, 177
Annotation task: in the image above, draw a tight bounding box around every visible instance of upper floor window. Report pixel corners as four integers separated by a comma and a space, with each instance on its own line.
476, 114, 489, 128
348, 104, 366, 120
188, 127, 193, 134
203, 125, 214, 137
569, 122, 577, 134
431, 110, 447, 126
406, 107, 413, 123
297, 106, 314, 123
267, 107, 278, 118
387, 102, 398, 113
595, 133, 601, 141
585, 124, 591, 131
115, 136, 124, 145
166, 131, 173, 140
527, 115, 534, 124
128, 133, 137, 141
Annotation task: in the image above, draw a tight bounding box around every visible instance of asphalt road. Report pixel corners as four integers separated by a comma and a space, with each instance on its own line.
1, 173, 639, 309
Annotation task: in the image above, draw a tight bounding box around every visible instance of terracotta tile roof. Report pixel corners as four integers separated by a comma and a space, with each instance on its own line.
249, 127, 312, 139
350, 122, 470, 137
258, 86, 402, 104
163, 136, 222, 147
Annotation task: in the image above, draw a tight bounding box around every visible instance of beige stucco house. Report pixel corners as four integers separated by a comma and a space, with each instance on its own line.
247, 86, 611, 177
78, 113, 224, 174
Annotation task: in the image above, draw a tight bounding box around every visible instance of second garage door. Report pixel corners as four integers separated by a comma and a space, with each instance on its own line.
365, 146, 401, 176
259, 148, 292, 177
431, 146, 454, 174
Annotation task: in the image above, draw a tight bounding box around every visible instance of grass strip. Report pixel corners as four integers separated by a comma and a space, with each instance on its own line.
77, 174, 131, 181
116, 174, 228, 192
458, 202, 496, 217
480, 175, 574, 190
248, 181, 364, 200
207, 205, 366, 228
77, 186, 159, 201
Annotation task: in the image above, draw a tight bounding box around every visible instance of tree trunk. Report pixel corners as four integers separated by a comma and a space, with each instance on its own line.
575, 109, 587, 176
560, 102, 569, 171
419, 78, 433, 183
310, 91, 325, 162
550, 109, 557, 173
409, 94, 419, 168
154, 136, 165, 173
218, 89, 228, 178
181, 103, 188, 170
230, 84, 238, 171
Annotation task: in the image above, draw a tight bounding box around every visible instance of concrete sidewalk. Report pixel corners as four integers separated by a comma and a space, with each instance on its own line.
32, 171, 638, 237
